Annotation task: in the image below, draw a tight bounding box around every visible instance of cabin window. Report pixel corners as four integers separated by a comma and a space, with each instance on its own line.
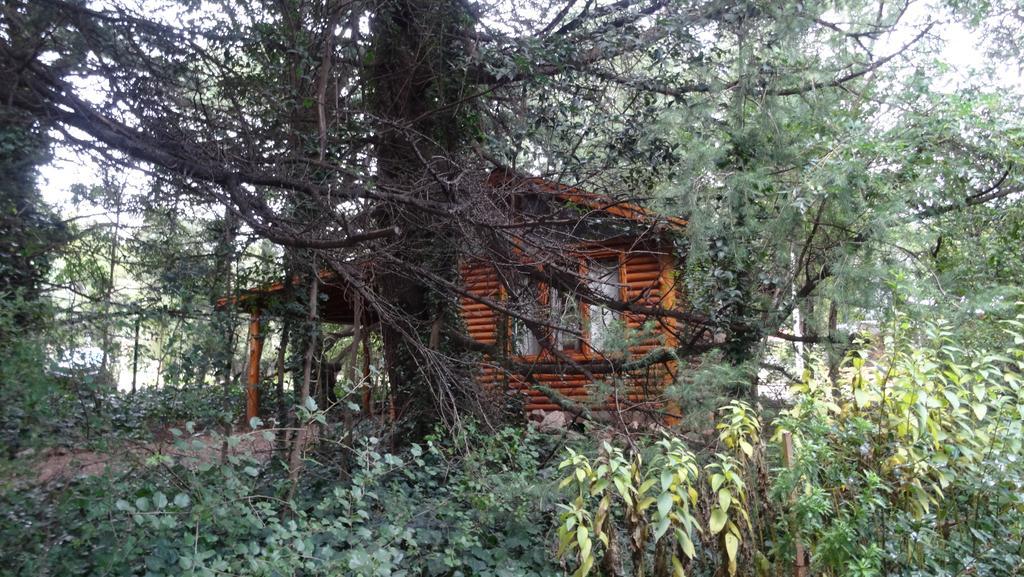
585, 258, 623, 350
505, 255, 624, 357
507, 272, 543, 356
550, 287, 583, 351
511, 317, 541, 356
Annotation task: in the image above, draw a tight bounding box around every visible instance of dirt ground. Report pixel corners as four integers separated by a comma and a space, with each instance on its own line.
19, 429, 276, 484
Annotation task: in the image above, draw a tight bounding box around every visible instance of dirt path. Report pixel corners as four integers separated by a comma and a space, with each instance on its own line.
21, 429, 275, 484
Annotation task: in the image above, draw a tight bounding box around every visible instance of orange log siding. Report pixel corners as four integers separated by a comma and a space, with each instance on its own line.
459, 241, 680, 414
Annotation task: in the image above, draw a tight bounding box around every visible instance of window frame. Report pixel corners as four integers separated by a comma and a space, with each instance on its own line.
504, 249, 626, 360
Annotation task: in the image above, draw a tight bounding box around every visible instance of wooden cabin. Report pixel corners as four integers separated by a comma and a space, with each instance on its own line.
465, 171, 686, 418
230, 171, 687, 422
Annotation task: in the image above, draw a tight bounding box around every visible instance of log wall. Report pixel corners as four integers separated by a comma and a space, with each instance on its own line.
459, 240, 680, 415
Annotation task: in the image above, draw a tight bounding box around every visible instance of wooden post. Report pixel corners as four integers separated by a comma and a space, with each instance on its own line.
782, 431, 807, 577
246, 310, 264, 424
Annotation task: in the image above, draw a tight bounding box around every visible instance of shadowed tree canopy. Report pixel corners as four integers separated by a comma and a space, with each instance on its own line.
3, 0, 1022, 428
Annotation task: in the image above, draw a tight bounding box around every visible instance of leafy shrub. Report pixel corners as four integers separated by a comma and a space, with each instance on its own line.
0, 295, 73, 457
0, 421, 564, 577
554, 309, 1024, 577
772, 314, 1024, 576
104, 384, 244, 434
555, 400, 762, 577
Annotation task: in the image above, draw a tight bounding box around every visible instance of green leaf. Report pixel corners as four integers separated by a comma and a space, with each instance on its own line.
174, 493, 191, 508
677, 529, 696, 559
613, 478, 633, 506
971, 402, 988, 420
654, 516, 671, 540
725, 533, 739, 575
710, 508, 727, 535
718, 489, 732, 512
711, 473, 725, 492
153, 492, 167, 509
658, 492, 673, 518
661, 470, 674, 491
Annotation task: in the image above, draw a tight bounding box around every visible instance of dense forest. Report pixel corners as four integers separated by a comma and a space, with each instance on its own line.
2, 0, 1024, 575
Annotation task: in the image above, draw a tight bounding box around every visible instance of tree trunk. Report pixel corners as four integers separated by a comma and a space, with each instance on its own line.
130, 315, 140, 395
275, 319, 290, 455
287, 275, 319, 503
212, 206, 238, 463
367, 0, 476, 438
827, 300, 842, 395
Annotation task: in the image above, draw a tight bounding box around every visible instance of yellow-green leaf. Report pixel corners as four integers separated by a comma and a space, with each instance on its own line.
854, 387, 871, 408
672, 554, 686, 577
725, 533, 739, 576
718, 489, 732, 512
710, 507, 727, 535
677, 529, 696, 559
638, 496, 656, 512
576, 525, 588, 548
572, 554, 594, 577
971, 402, 988, 420
739, 440, 753, 458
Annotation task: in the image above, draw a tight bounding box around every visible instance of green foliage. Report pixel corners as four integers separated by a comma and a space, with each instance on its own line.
667, 351, 758, 427
771, 311, 1024, 576
0, 296, 65, 457
0, 422, 562, 577
0, 294, 243, 454
556, 409, 762, 577
556, 309, 1024, 577
0, 106, 64, 311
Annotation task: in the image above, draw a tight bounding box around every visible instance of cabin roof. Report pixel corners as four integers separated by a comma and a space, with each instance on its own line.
220, 171, 686, 319
486, 168, 687, 231
215, 268, 369, 323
